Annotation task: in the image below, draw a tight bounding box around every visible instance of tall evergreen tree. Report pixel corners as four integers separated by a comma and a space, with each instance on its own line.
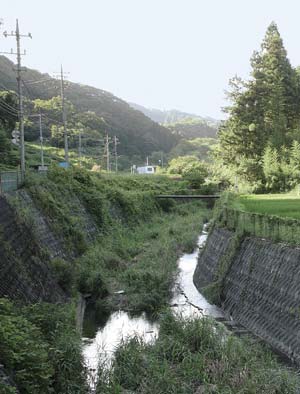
218, 22, 299, 185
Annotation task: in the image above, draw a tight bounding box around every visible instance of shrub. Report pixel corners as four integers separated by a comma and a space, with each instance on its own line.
77, 268, 108, 299
50, 258, 75, 293
0, 300, 53, 394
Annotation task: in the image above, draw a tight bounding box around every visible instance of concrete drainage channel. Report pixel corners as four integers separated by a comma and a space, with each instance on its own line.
81, 223, 296, 392
81, 223, 225, 390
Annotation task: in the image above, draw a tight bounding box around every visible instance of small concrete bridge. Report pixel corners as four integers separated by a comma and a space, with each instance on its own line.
155, 195, 220, 199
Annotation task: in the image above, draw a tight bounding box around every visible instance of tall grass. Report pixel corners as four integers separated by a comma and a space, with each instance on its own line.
96, 313, 299, 394
77, 202, 209, 313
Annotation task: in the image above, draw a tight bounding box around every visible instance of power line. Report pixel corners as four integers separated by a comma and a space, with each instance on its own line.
0, 98, 18, 114
0, 102, 18, 117
0, 104, 18, 117
22, 79, 33, 98
0, 79, 19, 96
40, 113, 63, 127
23, 77, 53, 85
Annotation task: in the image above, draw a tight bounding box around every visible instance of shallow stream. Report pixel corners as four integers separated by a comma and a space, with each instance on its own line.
82, 224, 223, 389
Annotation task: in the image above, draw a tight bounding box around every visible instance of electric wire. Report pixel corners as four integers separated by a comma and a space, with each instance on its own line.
0, 102, 18, 117
0, 82, 19, 96
0, 98, 18, 114
24, 78, 53, 85
22, 79, 33, 99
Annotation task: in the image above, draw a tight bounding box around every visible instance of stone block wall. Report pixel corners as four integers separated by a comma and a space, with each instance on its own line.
194, 226, 300, 363
0, 196, 65, 303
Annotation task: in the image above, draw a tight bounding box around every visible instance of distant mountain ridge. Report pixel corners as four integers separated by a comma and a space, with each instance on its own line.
129, 102, 219, 127
129, 103, 219, 139
0, 56, 178, 157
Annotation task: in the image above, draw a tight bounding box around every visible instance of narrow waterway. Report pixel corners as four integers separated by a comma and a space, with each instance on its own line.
82, 224, 224, 389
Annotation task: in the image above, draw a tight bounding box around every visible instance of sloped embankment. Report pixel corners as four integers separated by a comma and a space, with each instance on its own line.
0, 168, 207, 393
194, 225, 300, 364
0, 195, 65, 303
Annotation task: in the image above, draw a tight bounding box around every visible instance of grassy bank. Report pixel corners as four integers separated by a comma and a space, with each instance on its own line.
212, 192, 300, 245
96, 313, 299, 394
1, 168, 210, 392
238, 194, 300, 219
16, 167, 210, 311
78, 201, 208, 314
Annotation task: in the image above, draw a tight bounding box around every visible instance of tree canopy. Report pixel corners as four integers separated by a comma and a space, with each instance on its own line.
218, 22, 300, 190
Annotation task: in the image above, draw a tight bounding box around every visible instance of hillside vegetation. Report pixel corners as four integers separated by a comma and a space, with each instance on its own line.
0, 55, 178, 161
129, 102, 219, 127
169, 137, 217, 163
167, 117, 218, 139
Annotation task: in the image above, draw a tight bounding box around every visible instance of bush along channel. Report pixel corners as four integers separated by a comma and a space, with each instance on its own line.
1, 169, 299, 393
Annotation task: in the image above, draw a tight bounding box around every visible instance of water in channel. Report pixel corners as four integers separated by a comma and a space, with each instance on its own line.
82, 224, 224, 389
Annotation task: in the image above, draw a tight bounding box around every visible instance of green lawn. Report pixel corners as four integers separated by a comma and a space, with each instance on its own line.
237, 194, 300, 219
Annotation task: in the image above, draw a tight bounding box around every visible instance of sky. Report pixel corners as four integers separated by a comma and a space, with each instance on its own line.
1, 0, 300, 119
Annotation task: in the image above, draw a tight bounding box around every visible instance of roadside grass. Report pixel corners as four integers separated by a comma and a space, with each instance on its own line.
77, 201, 209, 314
237, 194, 300, 219
96, 313, 299, 394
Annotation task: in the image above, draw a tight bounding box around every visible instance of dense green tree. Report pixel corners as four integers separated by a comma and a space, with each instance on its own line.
218, 22, 299, 187
0, 91, 18, 167
0, 128, 18, 167
167, 155, 208, 179
262, 146, 281, 191
0, 91, 17, 134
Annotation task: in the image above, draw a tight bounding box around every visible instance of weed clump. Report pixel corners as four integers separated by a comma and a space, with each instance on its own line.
97, 313, 299, 394
0, 299, 88, 394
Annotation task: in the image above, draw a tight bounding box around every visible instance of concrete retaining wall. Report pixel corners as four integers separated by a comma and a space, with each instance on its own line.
0, 196, 65, 303
194, 227, 300, 363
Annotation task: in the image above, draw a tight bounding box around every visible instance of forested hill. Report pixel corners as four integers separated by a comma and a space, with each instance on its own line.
129, 102, 219, 139
166, 118, 218, 139
0, 56, 178, 156
129, 102, 219, 126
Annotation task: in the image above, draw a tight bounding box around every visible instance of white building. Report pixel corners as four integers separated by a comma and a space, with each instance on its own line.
136, 166, 156, 175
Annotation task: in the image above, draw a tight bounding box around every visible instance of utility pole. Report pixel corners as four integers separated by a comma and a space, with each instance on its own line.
104, 132, 112, 172
78, 129, 82, 167
114, 136, 120, 172
60, 65, 68, 163
38, 113, 44, 167
1, 20, 32, 179
53, 66, 69, 163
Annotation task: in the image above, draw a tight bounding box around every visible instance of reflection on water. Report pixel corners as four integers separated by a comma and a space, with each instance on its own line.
82, 224, 223, 388
82, 311, 158, 389
171, 233, 224, 319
